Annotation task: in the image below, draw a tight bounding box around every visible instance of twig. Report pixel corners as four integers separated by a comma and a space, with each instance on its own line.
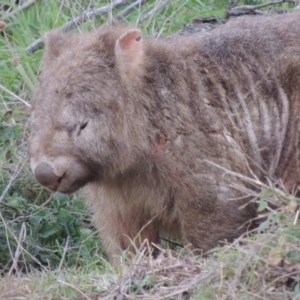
293, 209, 300, 225
8, 222, 27, 275
0, 200, 49, 275
112, 0, 148, 24
0, 158, 29, 203
56, 0, 131, 32
26, 0, 132, 53
226, 0, 299, 16
57, 280, 92, 300
1, 0, 37, 21
58, 236, 70, 270
236, 0, 298, 10
0, 83, 31, 108
161, 237, 184, 248
231, 0, 241, 7
137, 0, 172, 23
203, 159, 269, 189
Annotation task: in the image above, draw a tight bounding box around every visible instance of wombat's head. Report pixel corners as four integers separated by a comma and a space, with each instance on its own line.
30, 27, 147, 193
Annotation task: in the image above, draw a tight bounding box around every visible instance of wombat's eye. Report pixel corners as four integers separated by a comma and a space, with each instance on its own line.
79, 121, 88, 131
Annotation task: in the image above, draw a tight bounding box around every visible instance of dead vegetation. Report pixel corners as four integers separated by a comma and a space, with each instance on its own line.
1, 188, 299, 299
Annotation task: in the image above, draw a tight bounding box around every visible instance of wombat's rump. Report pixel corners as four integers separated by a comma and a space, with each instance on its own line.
30, 12, 300, 262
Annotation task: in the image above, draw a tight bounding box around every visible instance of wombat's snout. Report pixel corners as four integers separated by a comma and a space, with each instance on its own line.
34, 162, 64, 191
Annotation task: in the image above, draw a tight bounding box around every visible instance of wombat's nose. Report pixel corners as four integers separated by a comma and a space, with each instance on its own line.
34, 162, 63, 191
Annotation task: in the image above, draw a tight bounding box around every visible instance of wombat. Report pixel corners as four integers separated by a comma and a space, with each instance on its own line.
30, 12, 300, 263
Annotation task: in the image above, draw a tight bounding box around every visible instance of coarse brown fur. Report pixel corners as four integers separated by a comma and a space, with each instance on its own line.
30, 12, 300, 263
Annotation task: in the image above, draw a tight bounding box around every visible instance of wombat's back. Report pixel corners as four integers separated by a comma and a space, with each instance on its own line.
140, 12, 300, 186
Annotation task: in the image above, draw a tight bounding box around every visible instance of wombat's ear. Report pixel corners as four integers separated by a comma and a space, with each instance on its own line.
43, 31, 66, 61
115, 29, 143, 74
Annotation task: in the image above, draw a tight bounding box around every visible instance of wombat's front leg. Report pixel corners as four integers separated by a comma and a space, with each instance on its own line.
93, 206, 160, 263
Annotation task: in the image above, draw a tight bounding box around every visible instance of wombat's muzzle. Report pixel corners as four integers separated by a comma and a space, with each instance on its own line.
34, 161, 63, 191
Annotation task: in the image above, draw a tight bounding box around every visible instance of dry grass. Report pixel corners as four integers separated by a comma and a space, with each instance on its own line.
1, 208, 300, 299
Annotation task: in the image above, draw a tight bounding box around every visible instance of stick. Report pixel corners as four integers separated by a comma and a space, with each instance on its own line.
2, 0, 37, 21
26, 0, 132, 53
0, 159, 29, 203
112, 0, 148, 24
137, 0, 172, 23
226, 0, 299, 16
0, 83, 31, 108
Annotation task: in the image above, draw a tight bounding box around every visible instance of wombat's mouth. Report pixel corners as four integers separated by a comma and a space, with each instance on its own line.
53, 184, 82, 194
32, 159, 98, 194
